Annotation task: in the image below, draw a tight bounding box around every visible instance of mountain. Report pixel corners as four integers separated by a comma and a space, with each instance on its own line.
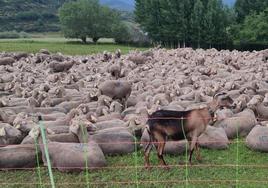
100, 0, 134, 11
0, 0, 236, 33
223, 0, 236, 6
100, 0, 236, 11
0, 0, 65, 32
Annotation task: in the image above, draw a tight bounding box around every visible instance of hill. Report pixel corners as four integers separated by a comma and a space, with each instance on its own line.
100, 0, 134, 11
0, 0, 66, 32
224, 0, 236, 6
0, 0, 236, 33
100, 0, 236, 10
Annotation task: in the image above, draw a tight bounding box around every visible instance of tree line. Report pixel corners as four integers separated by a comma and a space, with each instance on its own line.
135, 0, 268, 49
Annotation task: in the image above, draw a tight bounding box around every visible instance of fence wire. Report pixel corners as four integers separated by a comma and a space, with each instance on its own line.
0, 116, 268, 188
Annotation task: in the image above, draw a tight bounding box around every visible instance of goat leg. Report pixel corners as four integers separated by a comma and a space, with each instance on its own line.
157, 141, 169, 169
195, 142, 202, 162
144, 131, 154, 169
155, 133, 169, 169
188, 133, 198, 165
144, 144, 153, 169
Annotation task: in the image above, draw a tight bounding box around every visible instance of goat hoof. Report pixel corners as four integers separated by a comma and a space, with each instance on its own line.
145, 165, 152, 170
178, 161, 186, 165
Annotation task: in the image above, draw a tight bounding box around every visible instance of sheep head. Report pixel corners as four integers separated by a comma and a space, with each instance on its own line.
247, 95, 264, 109
29, 126, 55, 139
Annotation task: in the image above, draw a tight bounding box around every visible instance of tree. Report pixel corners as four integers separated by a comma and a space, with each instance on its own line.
191, 0, 204, 48
235, 0, 268, 23
134, 0, 232, 48
59, 0, 125, 43
239, 8, 268, 43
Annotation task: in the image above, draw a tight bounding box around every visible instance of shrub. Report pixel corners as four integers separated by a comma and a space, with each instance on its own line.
115, 22, 151, 46
0, 31, 30, 39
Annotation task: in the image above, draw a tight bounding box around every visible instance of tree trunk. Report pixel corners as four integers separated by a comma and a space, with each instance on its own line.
81, 37, 87, 44
93, 37, 99, 43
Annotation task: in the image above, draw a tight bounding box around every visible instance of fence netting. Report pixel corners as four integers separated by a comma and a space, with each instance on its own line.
1, 117, 268, 188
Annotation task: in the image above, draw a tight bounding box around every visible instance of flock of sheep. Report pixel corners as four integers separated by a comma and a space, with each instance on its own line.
0, 47, 268, 172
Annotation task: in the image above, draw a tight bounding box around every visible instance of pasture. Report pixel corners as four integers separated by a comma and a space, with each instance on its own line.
1, 139, 268, 188
0, 37, 148, 55
0, 38, 268, 188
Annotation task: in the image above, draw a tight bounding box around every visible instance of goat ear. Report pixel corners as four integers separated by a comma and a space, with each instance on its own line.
0, 127, 6, 137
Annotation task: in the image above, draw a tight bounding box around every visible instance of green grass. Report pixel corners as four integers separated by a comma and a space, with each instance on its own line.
0, 38, 148, 55
1, 139, 268, 188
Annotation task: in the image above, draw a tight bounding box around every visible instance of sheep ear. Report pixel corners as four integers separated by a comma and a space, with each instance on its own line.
102, 108, 108, 115
147, 109, 154, 115
70, 124, 79, 134
135, 119, 141, 125
0, 127, 6, 137
15, 124, 21, 129
90, 115, 97, 123
29, 128, 39, 139
47, 128, 55, 135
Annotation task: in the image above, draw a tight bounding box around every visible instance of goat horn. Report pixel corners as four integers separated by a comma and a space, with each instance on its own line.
214, 92, 227, 98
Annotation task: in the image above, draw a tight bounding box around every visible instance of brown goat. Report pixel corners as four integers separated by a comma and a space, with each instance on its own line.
144, 93, 233, 169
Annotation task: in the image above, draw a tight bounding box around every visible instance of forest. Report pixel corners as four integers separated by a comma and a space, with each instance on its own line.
135, 0, 268, 49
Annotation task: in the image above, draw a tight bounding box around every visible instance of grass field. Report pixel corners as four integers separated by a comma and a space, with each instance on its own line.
0, 38, 148, 55
1, 139, 268, 188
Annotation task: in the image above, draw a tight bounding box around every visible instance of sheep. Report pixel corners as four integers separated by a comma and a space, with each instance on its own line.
0, 57, 15, 66
0, 145, 41, 170
98, 80, 132, 100
1, 46, 268, 172
247, 95, 268, 119
108, 62, 122, 79
0, 123, 23, 145
214, 109, 257, 139
70, 119, 135, 156
29, 125, 106, 172
49, 61, 75, 73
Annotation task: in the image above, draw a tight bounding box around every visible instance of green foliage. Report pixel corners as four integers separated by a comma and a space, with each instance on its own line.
235, 0, 268, 23
238, 8, 268, 43
0, 30, 30, 39
114, 22, 150, 46
135, 0, 231, 48
0, 0, 67, 32
59, 0, 129, 43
